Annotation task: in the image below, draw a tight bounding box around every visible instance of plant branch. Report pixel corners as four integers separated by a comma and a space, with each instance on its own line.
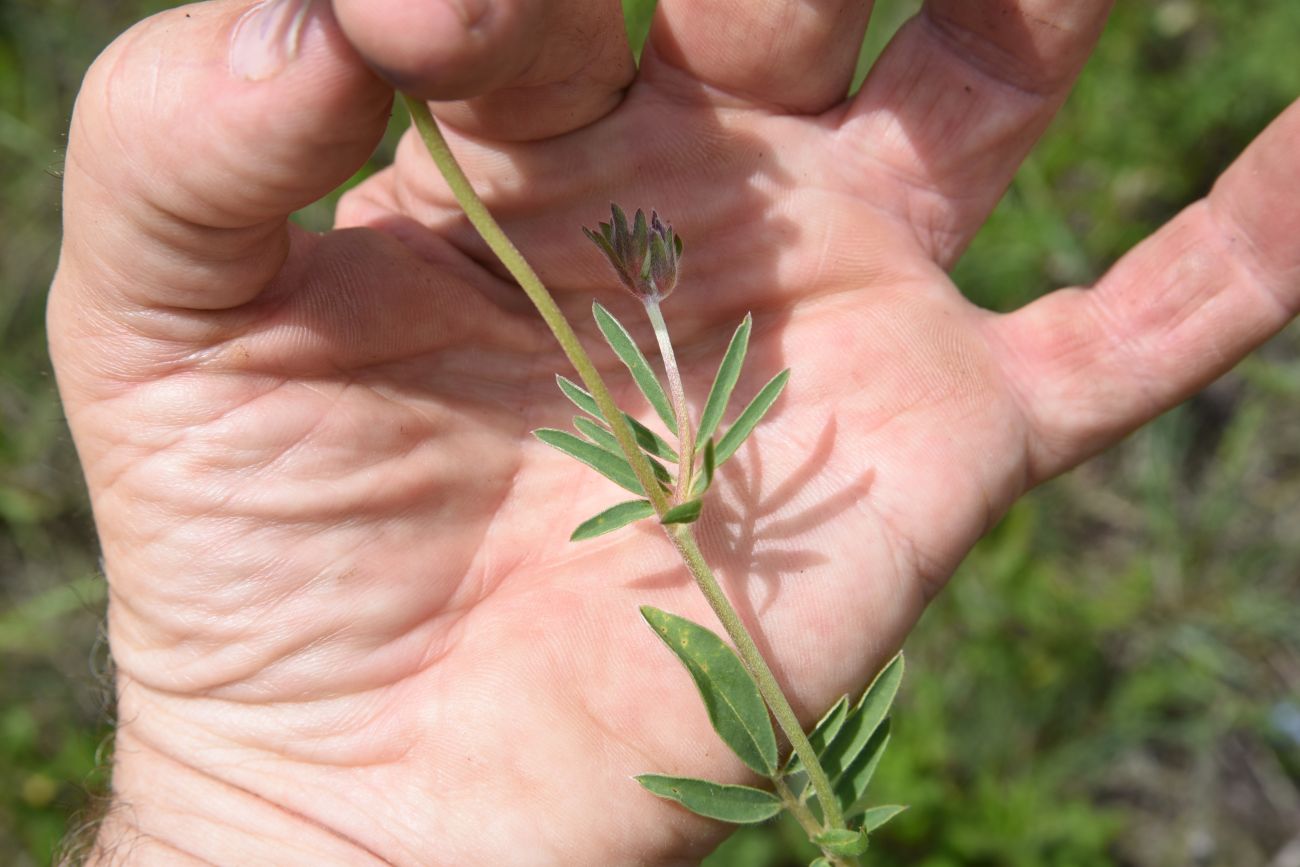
644, 299, 695, 501
775, 779, 858, 867
402, 93, 846, 834
403, 95, 668, 515
666, 527, 846, 830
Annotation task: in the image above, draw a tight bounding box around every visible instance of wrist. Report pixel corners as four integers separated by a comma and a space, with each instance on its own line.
93, 717, 389, 866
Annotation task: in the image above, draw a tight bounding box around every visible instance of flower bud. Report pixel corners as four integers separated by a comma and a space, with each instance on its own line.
584, 204, 683, 302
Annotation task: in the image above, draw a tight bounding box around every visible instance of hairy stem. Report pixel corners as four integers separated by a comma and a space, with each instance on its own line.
644, 299, 695, 501
775, 779, 858, 867
667, 528, 846, 830
403, 96, 668, 514
402, 94, 846, 833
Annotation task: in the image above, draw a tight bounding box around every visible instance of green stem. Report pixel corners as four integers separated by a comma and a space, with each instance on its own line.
403, 95, 668, 515
667, 527, 845, 830
644, 299, 695, 501
775, 779, 858, 867
401, 94, 845, 833
774, 777, 821, 838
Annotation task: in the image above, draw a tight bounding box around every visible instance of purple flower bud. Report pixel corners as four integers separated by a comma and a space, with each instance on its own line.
585, 204, 682, 302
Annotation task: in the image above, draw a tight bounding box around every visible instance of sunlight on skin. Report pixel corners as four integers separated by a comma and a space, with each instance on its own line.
49, 0, 1298, 863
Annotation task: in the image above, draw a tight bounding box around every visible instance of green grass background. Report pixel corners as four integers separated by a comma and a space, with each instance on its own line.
2, 0, 1299, 864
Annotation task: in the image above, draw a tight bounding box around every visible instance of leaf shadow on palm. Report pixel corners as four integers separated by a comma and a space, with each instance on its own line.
628, 416, 875, 605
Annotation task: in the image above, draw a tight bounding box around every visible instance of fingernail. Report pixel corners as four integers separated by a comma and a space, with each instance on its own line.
230, 0, 315, 81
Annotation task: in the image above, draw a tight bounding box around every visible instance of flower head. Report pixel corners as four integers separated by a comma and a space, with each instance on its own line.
584, 204, 683, 303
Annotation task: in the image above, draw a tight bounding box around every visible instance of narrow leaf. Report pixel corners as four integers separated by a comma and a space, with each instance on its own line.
697, 315, 752, 443
813, 828, 870, 857
635, 775, 782, 824
821, 655, 904, 782
555, 376, 678, 462
860, 804, 907, 832
574, 417, 674, 487
570, 500, 655, 541
660, 499, 703, 525
834, 721, 891, 816
691, 438, 717, 497
629, 424, 679, 464
574, 415, 621, 452
592, 302, 678, 435
848, 654, 904, 757
640, 607, 779, 776
715, 369, 790, 465
782, 695, 850, 777
534, 429, 643, 495
556, 374, 603, 417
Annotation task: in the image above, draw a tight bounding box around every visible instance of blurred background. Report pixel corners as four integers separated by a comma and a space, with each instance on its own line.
2, 0, 1298, 864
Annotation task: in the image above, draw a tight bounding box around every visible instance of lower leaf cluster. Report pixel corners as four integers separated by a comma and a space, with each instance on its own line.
637, 606, 906, 865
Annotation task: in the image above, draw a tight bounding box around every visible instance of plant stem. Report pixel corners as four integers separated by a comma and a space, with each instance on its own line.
403, 95, 668, 515
775, 779, 858, 867
643, 299, 695, 501
401, 94, 846, 834
666, 527, 846, 830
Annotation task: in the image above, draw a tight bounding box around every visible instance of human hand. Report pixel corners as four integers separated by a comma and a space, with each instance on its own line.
50, 0, 1299, 863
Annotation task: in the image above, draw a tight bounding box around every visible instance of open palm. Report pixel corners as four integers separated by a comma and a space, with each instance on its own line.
51, 1, 1299, 864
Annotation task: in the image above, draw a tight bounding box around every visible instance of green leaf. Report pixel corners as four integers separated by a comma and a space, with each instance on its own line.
534, 429, 643, 495
809, 860, 833, 867
660, 499, 703, 525
849, 653, 903, 750
715, 369, 790, 465
697, 314, 752, 443
822, 655, 904, 781
570, 500, 655, 541
630, 424, 679, 465
782, 695, 849, 776
835, 720, 891, 816
573, 417, 674, 487
555, 376, 678, 462
592, 302, 678, 435
813, 828, 870, 857
640, 607, 779, 776
634, 775, 782, 824
556, 374, 603, 416
860, 804, 907, 832
573, 415, 621, 452
691, 438, 717, 497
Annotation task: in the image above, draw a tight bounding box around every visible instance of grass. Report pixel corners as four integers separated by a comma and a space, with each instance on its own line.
2, 1, 1298, 864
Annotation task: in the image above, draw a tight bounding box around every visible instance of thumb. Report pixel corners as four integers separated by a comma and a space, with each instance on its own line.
57, 0, 391, 312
